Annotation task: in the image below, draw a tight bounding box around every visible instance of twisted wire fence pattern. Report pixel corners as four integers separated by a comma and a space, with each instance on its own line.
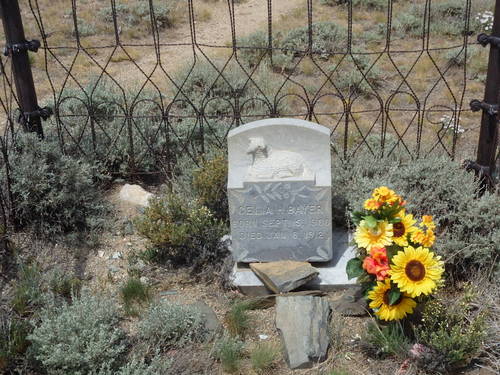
0, 0, 490, 180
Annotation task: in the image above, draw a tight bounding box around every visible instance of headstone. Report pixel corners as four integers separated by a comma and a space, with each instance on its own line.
227, 118, 332, 263
275, 296, 331, 369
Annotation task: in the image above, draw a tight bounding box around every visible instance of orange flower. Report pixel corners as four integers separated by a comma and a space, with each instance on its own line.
364, 198, 382, 211
421, 215, 436, 230
363, 246, 390, 280
411, 228, 435, 247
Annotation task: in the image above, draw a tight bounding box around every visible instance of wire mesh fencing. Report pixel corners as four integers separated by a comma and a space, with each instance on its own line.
0, 0, 494, 181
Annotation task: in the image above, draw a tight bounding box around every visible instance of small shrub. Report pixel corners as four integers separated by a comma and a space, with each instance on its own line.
99, 0, 179, 33
281, 22, 347, 59
250, 342, 280, 373
4, 132, 109, 240
11, 263, 45, 316
138, 300, 205, 351
0, 312, 31, 373
224, 299, 256, 338
120, 278, 151, 316
134, 191, 227, 275
193, 152, 229, 221
212, 335, 245, 373
415, 292, 487, 372
48, 270, 81, 301
28, 292, 127, 374
99, 355, 171, 375
363, 321, 410, 358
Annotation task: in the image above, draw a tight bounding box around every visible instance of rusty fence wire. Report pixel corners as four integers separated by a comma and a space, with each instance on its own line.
0, 0, 495, 187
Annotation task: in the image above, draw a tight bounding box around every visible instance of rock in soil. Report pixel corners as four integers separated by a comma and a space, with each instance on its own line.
190, 301, 222, 338
119, 184, 153, 207
250, 261, 319, 293
275, 295, 331, 369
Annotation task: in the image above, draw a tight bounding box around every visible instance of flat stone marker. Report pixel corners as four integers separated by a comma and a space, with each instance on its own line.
227, 118, 332, 262
276, 296, 331, 369
250, 261, 319, 293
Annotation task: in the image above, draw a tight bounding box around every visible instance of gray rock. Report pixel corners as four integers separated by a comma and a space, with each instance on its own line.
110, 251, 123, 260
250, 261, 318, 293
108, 265, 120, 273
330, 286, 368, 317
190, 301, 222, 338
275, 296, 331, 369
119, 184, 154, 207
122, 220, 135, 235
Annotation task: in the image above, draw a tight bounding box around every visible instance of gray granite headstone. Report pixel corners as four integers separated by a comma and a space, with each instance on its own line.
227, 118, 332, 263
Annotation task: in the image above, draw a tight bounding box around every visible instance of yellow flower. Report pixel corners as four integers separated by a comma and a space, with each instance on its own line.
411, 228, 435, 247
420, 215, 436, 230
364, 198, 381, 211
372, 186, 400, 205
392, 212, 417, 247
354, 220, 393, 251
390, 246, 444, 298
368, 279, 417, 321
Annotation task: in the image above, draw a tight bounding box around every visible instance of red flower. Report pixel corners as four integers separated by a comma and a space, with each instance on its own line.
363, 246, 390, 280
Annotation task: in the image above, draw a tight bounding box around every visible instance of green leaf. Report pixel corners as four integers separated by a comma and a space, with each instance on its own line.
351, 211, 364, 225
388, 288, 401, 305
346, 258, 363, 280
364, 215, 378, 228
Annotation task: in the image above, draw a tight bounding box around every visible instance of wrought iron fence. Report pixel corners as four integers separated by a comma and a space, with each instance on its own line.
0, 0, 497, 182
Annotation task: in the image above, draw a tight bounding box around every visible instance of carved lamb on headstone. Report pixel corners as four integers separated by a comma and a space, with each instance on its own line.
246, 136, 308, 180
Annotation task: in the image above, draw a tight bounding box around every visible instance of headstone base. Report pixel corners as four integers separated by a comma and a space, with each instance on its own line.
230, 229, 357, 296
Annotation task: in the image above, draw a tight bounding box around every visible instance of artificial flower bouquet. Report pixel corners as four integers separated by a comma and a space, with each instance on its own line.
346, 186, 444, 321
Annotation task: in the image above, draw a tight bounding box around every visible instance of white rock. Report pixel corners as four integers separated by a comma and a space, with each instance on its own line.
258, 334, 269, 340
119, 184, 153, 207
110, 251, 123, 260
98, 251, 105, 258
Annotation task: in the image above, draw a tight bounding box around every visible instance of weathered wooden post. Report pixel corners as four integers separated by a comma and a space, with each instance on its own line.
470, 0, 500, 190
0, 0, 50, 138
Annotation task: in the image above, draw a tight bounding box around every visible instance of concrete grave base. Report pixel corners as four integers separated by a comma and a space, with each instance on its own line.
230, 229, 357, 296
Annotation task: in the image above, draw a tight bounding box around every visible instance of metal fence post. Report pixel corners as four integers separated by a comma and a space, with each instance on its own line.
0, 0, 49, 138
471, 0, 500, 188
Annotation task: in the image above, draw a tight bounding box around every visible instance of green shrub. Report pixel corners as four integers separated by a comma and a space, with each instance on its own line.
48, 270, 81, 301
99, 0, 179, 32
250, 342, 280, 373
134, 191, 227, 275
415, 293, 487, 372
281, 22, 347, 59
138, 300, 205, 351
11, 263, 45, 316
225, 299, 255, 339
193, 152, 229, 222
237, 30, 270, 68
363, 321, 410, 358
53, 78, 172, 177
331, 153, 499, 278
0, 312, 31, 373
29, 292, 127, 374
4, 132, 109, 240
120, 278, 151, 316
212, 335, 245, 373
99, 355, 171, 375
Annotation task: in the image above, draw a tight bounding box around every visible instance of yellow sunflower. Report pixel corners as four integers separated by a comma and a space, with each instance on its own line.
372, 186, 400, 205
368, 279, 417, 321
411, 228, 435, 248
354, 220, 393, 251
390, 246, 444, 297
392, 212, 417, 247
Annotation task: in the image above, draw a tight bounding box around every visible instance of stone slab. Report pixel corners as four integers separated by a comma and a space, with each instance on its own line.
276, 296, 331, 369
230, 229, 357, 296
249, 261, 319, 293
